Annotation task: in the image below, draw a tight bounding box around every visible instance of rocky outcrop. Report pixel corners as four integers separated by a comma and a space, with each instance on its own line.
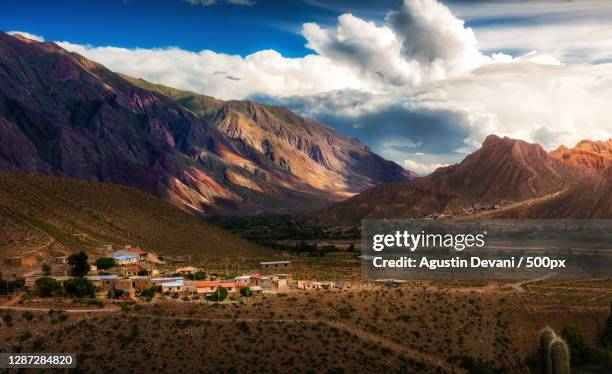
550, 139, 612, 172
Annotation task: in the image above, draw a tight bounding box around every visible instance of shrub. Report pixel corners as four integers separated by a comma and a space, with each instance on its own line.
32, 337, 45, 350
140, 287, 155, 299
561, 324, 594, 365
238, 321, 250, 334
68, 252, 89, 276
600, 301, 612, 348
186, 271, 207, 280
95, 257, 115, 270
2, 313, 13, 324
19, 330, 32, 341
107, 288, 125, 299
460, 356, 495, 374
42, 264, 52, 276
21, 311, 34, 321
64, 278, 95, 298
137, 269, 149, 276
36, 277, 62, 297
210, 286, 228, 302
0, 278, 24, 295
240, 286, 253, 297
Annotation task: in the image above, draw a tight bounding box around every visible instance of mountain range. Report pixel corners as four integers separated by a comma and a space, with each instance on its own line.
313, 135, 612, 224
0, 31, 609, 225
0, 32, 413, 216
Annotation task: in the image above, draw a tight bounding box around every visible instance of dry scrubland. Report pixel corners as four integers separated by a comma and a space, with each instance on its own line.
0, 171, 270, 264
1, 279, 610, 373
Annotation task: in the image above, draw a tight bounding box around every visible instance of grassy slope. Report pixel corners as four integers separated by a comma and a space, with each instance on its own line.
0, 171, 270, 263
121, 75, 225, 119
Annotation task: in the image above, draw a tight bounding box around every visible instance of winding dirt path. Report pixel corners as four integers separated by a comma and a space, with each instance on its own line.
324, 320, 457, 373
470, 188, 568, 218
508, 274, 553, 293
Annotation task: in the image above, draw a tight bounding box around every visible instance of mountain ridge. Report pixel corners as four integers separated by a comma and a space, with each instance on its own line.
311, 134, 607, 224
0, 31, 414, 215
550, 138, 612, 172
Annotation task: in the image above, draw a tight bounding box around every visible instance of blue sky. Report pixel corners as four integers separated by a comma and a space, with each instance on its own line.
0, 0, 541, 57
4, 0, 612, 174
1, 0, 403, 57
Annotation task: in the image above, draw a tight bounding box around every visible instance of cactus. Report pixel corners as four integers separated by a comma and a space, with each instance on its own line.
550, 337, 571, 374
540, 327, 556, 374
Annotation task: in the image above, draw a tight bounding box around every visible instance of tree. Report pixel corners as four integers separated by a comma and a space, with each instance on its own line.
68, 251, 89, 277
95, 257, 115, 270
0, 278, 23, 295
137, 269, 149, 276
42, 263, 52, 276
140, 287, 155, 300
210, 286, 228, 302
36, 277, 61, 297
240, 286, 253, 297
63, 278, 95, 298
186, 271, 206, 280
107, 288, 125, 299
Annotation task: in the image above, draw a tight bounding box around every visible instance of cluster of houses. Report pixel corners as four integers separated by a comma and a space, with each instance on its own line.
4, 243, 338, 299
84, 273, 307, 298
83, 258, 335, 299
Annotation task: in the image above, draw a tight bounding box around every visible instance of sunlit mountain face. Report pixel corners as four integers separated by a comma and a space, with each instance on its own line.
0, 31, 415, 215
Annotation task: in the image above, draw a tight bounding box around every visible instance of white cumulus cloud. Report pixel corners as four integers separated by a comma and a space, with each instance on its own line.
57, 43, 366, 100
8, 31, 45, 42
30, 0, 612, 174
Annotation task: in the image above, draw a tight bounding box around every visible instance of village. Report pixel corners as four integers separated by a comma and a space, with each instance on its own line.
3, 244, 612, 374
1, 244, 338, 302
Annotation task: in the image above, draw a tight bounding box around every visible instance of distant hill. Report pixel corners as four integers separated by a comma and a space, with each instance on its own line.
550, 139, 612, 172
0, 171, 270, 263
491, 165, 612, 219
312, 135, 607, 224
0, 31, 413, 215
487, 138, 612, 218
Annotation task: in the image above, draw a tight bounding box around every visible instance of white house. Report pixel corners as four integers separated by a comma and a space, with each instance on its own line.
112, 254, 137, 266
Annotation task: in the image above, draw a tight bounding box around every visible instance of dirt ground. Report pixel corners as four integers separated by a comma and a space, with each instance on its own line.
0, 279, 610, 373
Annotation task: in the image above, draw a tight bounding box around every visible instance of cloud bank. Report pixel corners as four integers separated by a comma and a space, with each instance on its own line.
8, 31, 45, 42
50, 0, 612, 174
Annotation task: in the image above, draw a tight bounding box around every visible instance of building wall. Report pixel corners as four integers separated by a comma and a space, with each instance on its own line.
115, 279, 135, 296
131, 279, 153, 291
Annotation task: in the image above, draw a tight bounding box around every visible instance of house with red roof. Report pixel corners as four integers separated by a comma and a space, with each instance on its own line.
185, 281, 248, 295
126, 248, 149, 262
